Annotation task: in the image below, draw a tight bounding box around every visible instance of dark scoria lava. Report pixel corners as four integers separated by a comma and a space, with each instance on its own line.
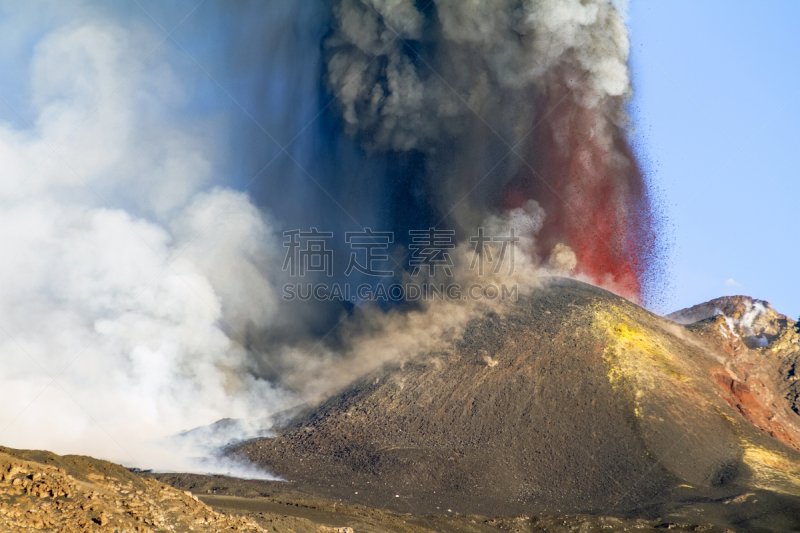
233, 279, 800, 529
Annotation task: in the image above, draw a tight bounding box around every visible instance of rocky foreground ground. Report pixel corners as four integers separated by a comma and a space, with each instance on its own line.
0, 446, 731, 532
0, 446, 271, 532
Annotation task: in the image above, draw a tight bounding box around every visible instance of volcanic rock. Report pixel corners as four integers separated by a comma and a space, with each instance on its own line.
234, 279, 800, 524
0, 445, 724, 532
0, 446, 268, 532
668, 296, 790, 348
669, 296, 800, 455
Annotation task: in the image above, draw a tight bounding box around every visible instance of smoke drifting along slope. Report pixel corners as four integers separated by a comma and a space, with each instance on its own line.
0, 9, 291, 474
325, 0, 658, 301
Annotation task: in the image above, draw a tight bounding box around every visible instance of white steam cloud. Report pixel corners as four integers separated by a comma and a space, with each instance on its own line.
0, 16, 288, 475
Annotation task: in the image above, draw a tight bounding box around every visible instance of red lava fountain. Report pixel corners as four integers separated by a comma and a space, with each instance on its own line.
504, 87, 656, 303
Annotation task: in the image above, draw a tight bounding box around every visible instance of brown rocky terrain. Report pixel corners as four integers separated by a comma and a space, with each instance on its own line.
0, 446, 274, 532
0, 446, 724, 532
229, 279, 800, 531
668, 296, 800, 445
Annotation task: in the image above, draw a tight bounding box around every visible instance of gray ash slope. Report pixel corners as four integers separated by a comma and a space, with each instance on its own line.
233, 279, 800, 524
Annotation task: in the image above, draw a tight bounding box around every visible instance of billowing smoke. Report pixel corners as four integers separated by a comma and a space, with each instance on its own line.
271, 199, 553, 402
0, 0, 660, 474
325, 0, 657, 300
0, 6, 291, 474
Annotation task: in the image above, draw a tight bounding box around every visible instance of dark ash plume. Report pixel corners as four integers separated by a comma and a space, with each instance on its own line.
324, 0, 658, 301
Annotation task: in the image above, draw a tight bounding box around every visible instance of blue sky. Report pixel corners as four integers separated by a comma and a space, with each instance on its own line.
628, 0, 800, 317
